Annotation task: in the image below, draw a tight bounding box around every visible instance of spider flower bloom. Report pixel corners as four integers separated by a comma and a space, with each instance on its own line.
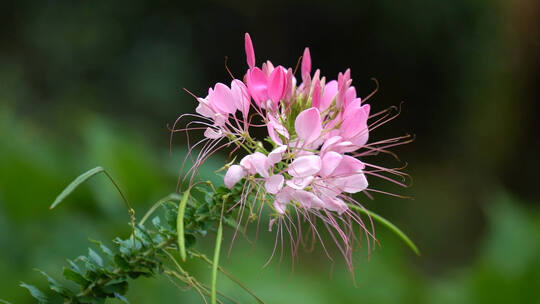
178, 33, 412, 269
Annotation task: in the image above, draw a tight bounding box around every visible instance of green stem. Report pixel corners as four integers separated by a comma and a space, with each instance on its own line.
211, 220, 223, 304
347, 204, 420, 255
177, 188, 191, 261
139, 193, 182, 225
190, 250, 265, 304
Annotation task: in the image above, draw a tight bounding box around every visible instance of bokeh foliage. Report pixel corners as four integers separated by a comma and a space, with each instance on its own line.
1, 0, 539, 302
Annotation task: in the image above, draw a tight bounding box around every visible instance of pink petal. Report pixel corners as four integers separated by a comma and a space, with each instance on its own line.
292, 189, 325, 209
344, 86, 357, 108
230, 79, 250, 117
204, 127, 222, 139
266, 145, 287, 166
332, 173, 368, 193
295, 107, 322, 144
246, 68, 268, 106
284, 68, 294, 100
311, 80, 321, 109
212, 83, 236, 114
288, 155, 321, 177
323, 197, 348, 214
286, 176, 314, 190
244, 33, 255, 68
268, 67, 286, 104
240, 155, 255, 174
321, 135, 343, 152
265, 174, 284, 194
195, 98, 215, 118
301, 47, 311, 81
266, 114, 289, 145
341, 103, 370, 142
273, 201, 286, 214
276, 186, 294, 204
224, 165, 246, 189
320, 80, 338, 111
320, 151, 343, 177
250, 152, 270, 178
331, 155, 365, 177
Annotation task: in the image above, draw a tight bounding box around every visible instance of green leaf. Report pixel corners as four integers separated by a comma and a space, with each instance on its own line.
88, 248, 104, 267
90, 239, 114, 258
102, 280, 128, 295
347, 204, 420, 255
50, 167, 105, 209
19, 282, 48, 303
49, 167, 133, 217
36, 269, 73, 296
0, 299, 14, 304
63, 267, 89, 287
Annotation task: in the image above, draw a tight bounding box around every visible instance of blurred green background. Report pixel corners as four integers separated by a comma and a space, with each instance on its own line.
1, 0, 539, 303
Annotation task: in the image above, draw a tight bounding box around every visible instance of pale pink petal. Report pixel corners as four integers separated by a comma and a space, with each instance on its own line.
276, 186, 294, 204
266, 145, 287, 166
320, 80, 338, 111
195, 98, 215, 118
295, 107, 322, 144
286, 176, 314, 190
323, 196, 348, 214
341, 103, 370, 143
265, 174, 284, 194
204, 127, 222, 139
274, 186, 295, 213
344, 86, 357, 108
332, 173, 368, 193
273, 200, 286, 214
240, 155, 255, 174
292, 189, 325, 209
321, 135, 343, 152
266, 121, 282, 145
331, 155, 365, 177
288, 155, 321, 177
224, 165, 246, 189
301, 47, 311, 81
230, 79, 250, 117
320, 151, 343, 177
250, 152, 270, 178
244, 33, 255, 68
212, 83, 236, 114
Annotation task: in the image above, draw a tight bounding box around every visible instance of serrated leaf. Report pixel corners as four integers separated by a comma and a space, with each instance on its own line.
88, 248, 103, 267
36, 269, 73, 296
63, 267, 89, 287
114, 254, 130, 270
151, 216, 160, 227
50, 167, 105, 209
20, 283, 48, 303
67, 259, 82, 275
89, 239, 114, 257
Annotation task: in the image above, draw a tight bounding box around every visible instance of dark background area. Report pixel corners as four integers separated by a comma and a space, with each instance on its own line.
1, 0, 539, 303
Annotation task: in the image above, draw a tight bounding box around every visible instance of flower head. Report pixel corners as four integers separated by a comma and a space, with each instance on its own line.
175, 33, 412, 270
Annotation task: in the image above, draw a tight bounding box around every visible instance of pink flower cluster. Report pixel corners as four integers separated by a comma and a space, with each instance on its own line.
194, 33, 373, 216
